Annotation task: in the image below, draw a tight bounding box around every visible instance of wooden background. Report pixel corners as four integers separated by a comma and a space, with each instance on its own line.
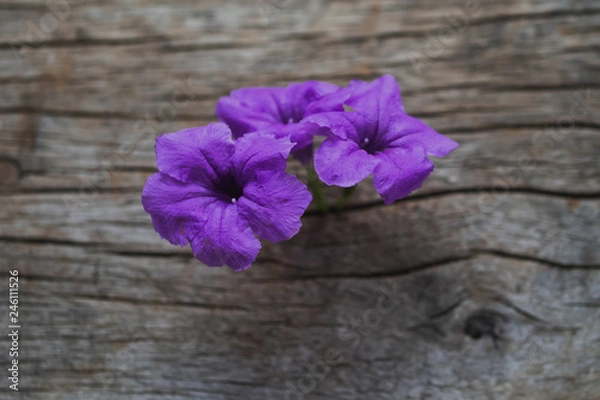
1, 0, 599, 399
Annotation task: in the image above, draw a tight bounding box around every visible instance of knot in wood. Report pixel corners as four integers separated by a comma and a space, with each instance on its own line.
464, 309, 508, 342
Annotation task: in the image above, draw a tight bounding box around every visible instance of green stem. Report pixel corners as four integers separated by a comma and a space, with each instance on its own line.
306, 167, 329, 214
335, 186, 357, 211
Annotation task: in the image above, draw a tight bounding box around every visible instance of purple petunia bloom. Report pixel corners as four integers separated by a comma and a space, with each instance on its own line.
304, 75, 458, 204
215, 81, 341, 163
141, 123, 312, 271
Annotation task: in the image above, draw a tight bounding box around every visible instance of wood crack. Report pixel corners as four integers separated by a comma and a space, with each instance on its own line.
64, 292, 250, 312
375, 8, 600, 43
305, 189, 600, 217
473, 249, 600, 270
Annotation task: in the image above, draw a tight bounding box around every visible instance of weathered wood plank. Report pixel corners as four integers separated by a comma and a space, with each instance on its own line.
2, 126, 600, 206
2, 0, 599, 50
1, 7, 599, 113
0, 0, 599, 399
1, 247, 599, 399
1, 193, 598, 271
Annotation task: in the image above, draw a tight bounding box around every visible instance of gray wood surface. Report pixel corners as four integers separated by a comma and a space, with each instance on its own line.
0, 0, 599, 399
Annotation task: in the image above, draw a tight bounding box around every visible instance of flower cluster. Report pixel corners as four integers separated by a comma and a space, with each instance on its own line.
142, 75, 458, 270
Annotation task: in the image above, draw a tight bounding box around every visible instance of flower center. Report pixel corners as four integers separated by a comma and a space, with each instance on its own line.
359, 136, 382, 154
283, 114, 302, 125
214, 175, 244, 204
277, 105, 303, 125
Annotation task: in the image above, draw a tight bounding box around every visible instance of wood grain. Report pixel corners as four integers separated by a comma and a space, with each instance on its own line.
0, 0, 599, 399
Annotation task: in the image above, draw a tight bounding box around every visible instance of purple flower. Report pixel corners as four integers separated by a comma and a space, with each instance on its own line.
216, 81, 341, 163
305, 75, 458, 204
141, 123, 312, 271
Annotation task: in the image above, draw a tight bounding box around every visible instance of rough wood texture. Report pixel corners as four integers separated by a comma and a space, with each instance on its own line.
0, 0, 599, 399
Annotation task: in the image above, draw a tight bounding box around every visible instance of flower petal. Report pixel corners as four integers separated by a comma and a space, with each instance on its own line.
314, 75, 403, 135
189, 202, 261, 271
155, 123, 234, 185
303, 83, 349, 115
238, 171, 312, 242
372, 145, 434, 204
290, 80, 341, 118
270, 124, 314, 165
387, 115, 459, 157
141, 172, 217, 246
216, 88, 285, 137
216, 81, 340, 138
344, 75, 404, 130
232, 132, 294, 183
266, 123, 313, 150
314, 138, 379, 187
303, 112, 364, 141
